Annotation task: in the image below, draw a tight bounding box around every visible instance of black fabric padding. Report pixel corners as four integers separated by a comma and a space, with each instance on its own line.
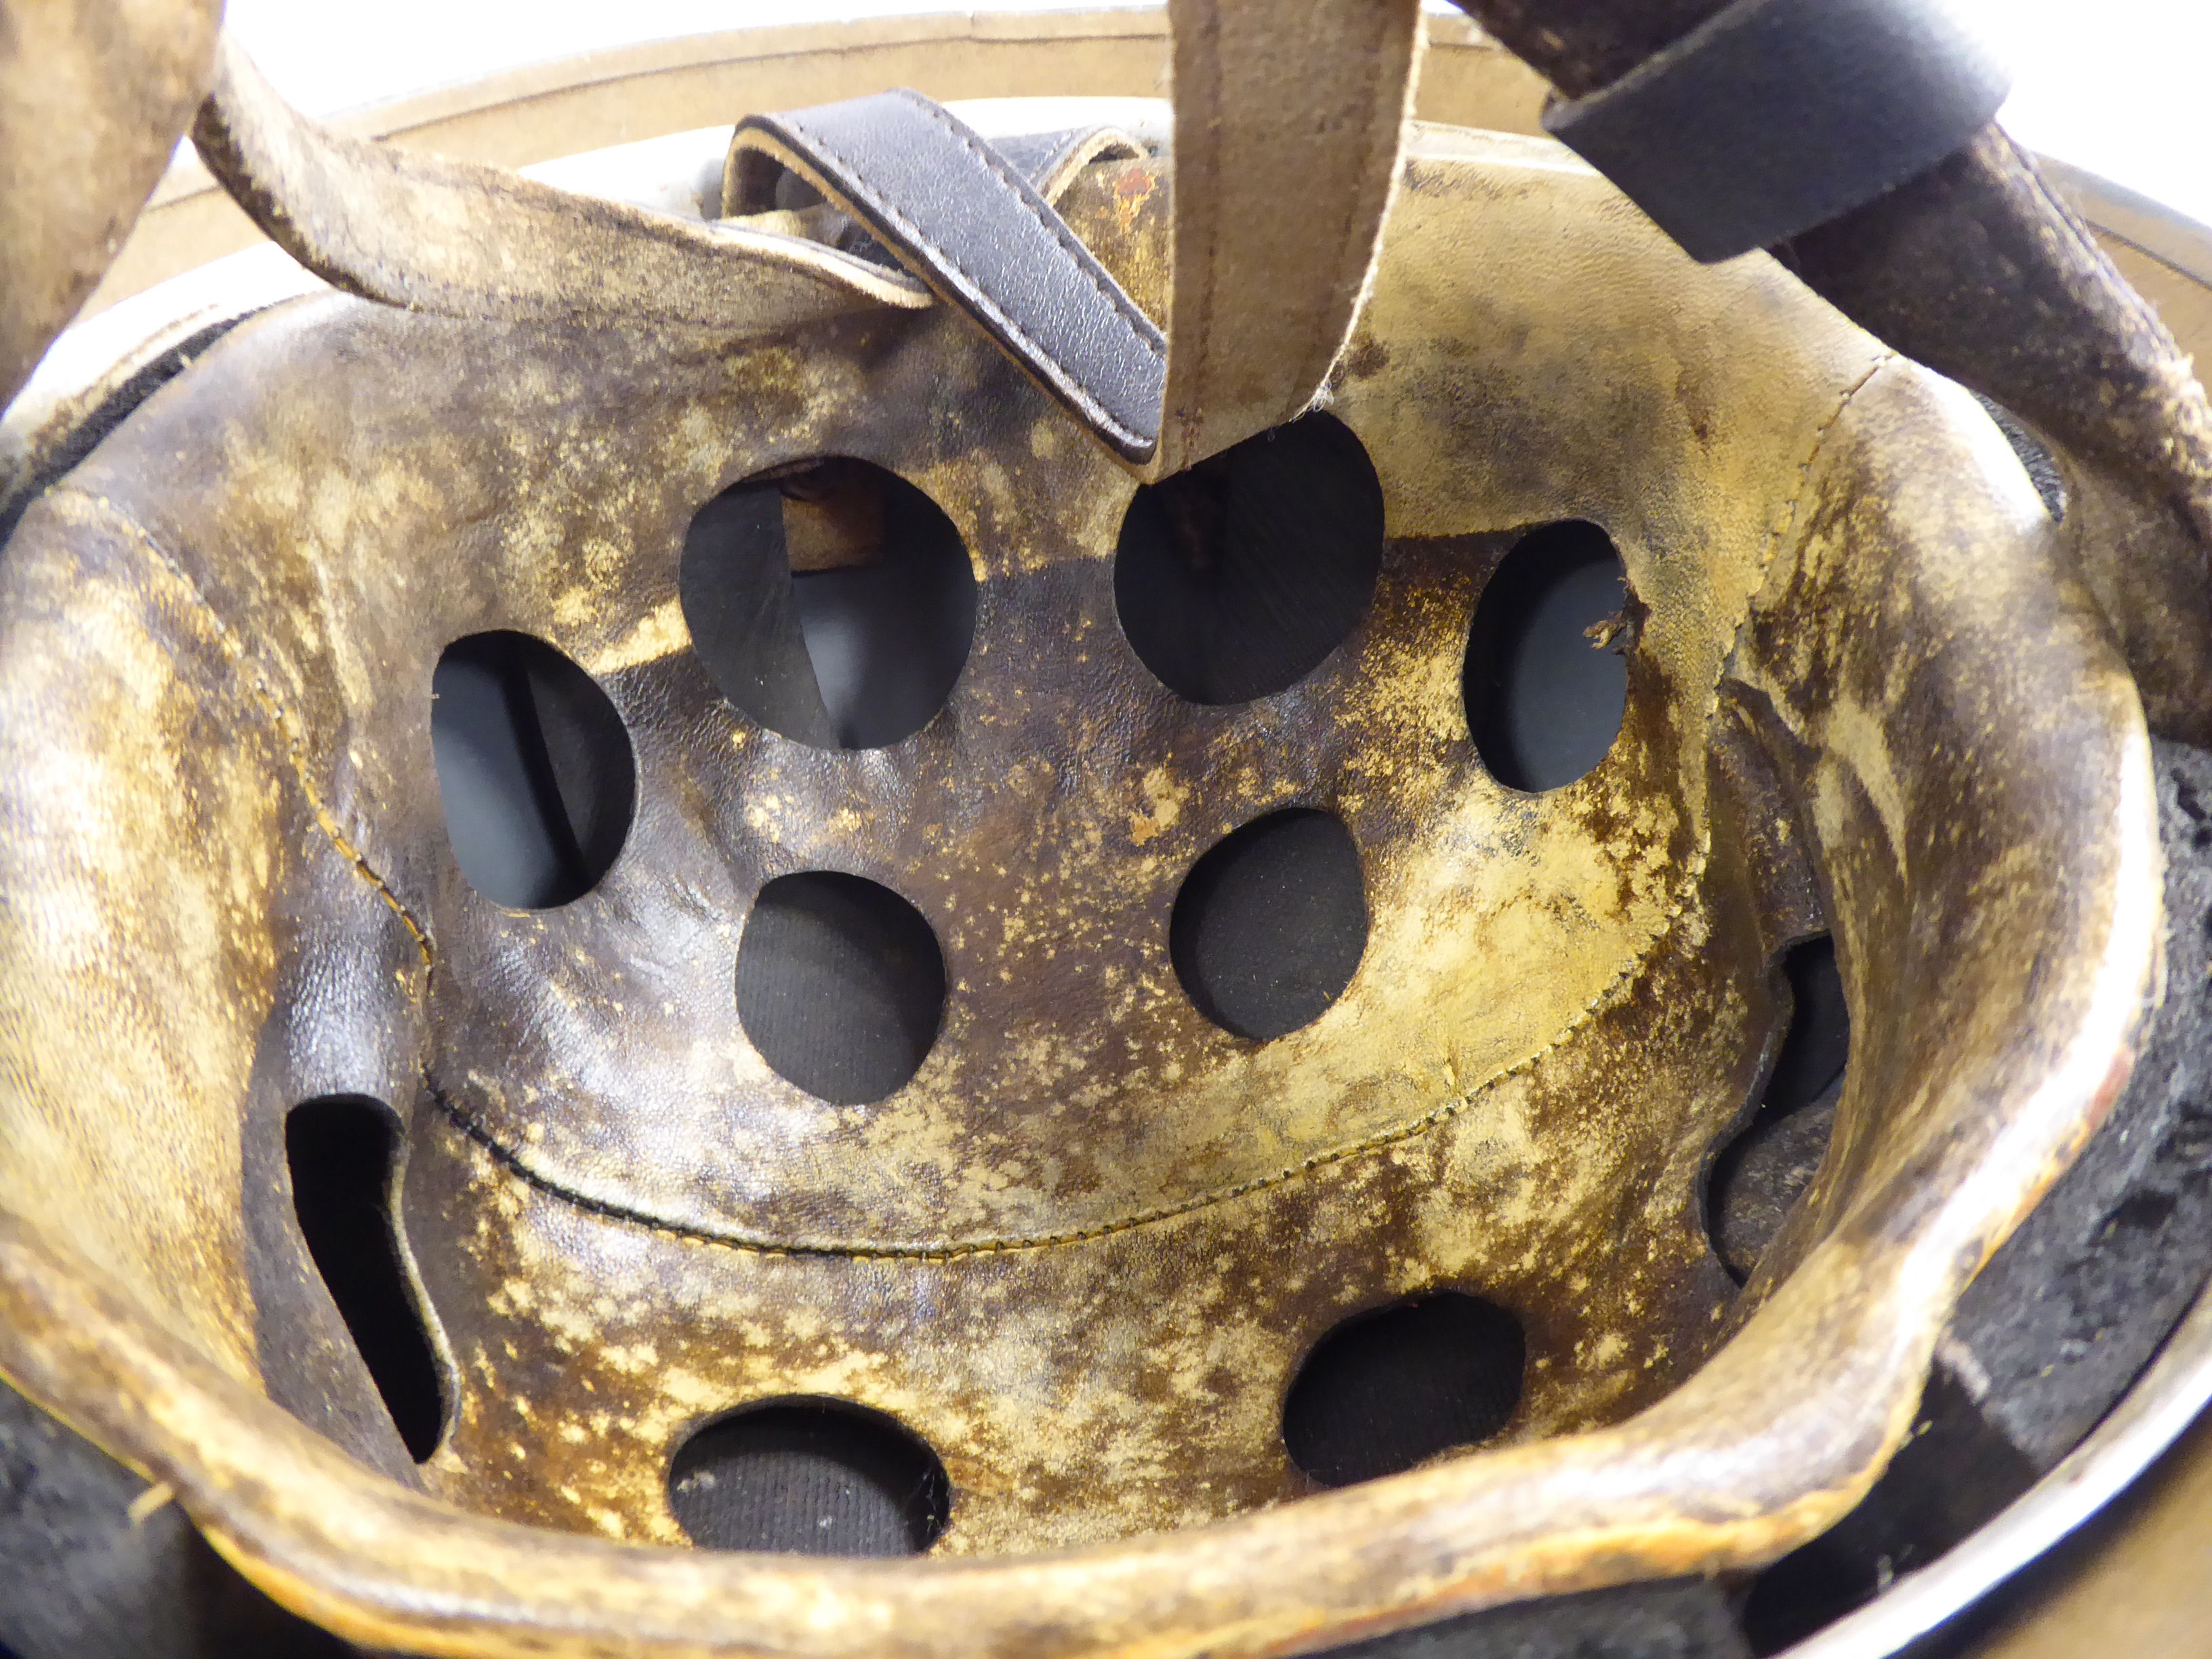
680, 466, 977, 751
1763, 936, 1849, 1111
1943, 738, 2212, 1471
666, 1400, 949, 1557
1707, 935, 1850, 1282
1971, 392, 2068, 523
285, 1099, 444, 1463
1322, 1578, 1754, 1659
735, 872, 946, 1106
1282, 1294, 1527, 1489
1708, 1088, 1839, 1285
0, 1381, 354, 1659
679, 485, 840, 747
1734, 740, 2212, 1646
430, 630, 635, 909
1463, 521, 1631, 793
1542, 0, 2009, 262
1115, 412, 1383, 707
1170, 809, 1368, 1041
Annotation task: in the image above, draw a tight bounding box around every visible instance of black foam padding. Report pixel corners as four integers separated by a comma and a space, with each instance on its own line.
430, 630, 635, 909
1734, 737, 2212, 1648
1970, 394, 2068, 523
735, 871, 947, 1105
1463, 522, 1631, 793
1740, 1369, 2036, 1653
666, 1400, 949, 1556
0, 1380, 354, 1659
1170, 808, 1368, 1041
1542, 0, 2009, 262
1320, 1578, 1754, 1658
1115, 412, 1383, 706
1944, 737, 2212, 1471
285, 1098, 444, 1462
1283, 1294, 1526, 1489
679, 485, 840, 748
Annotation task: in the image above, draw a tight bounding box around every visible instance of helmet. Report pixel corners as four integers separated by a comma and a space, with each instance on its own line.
1, 3, 2207, 1656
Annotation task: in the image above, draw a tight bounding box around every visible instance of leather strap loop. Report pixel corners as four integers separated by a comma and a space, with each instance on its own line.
190, 1, 1423, 480
732, 91, 1167, 462
190, 33, 934, 339
1542, 0, 2009, 263
1155, 0, 1422, 478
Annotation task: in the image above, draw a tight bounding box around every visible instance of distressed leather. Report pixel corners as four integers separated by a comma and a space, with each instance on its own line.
0, 121, 2156, 1658
190, 0, 1424, 480
0, 0, 222, 408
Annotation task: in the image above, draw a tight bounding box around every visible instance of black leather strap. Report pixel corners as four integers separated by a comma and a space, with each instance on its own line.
1542, 0, 2009, 263
733, 91, 1166, 460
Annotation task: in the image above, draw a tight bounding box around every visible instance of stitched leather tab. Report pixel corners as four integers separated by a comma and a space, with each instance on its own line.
1543, 0, 2009, 263
735, 91, 1168, 461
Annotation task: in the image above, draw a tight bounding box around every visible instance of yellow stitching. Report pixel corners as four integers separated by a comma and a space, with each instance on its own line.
893, 93, 1166, 361
58, 489, 435, 972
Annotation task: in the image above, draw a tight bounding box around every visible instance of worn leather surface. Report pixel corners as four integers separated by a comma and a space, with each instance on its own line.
0, 0, 223, 409
186, 0, 1423, 483
1452, 0, 2212, 749
1542, 0, 2007, 262
190, 31, 930, 337
0, 117, 2156, 1657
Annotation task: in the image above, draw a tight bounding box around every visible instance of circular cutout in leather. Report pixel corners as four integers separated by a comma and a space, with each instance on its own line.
1462, 520, 1632, 792
1113, 412, 1383, 705
1708, 934, 1851, 1282
285, 1097, 444, 1464
668, 1399, 950, 1556
1170, 808, 1367, 1040
430, 630, 635, 909
736, 871, 947, 1105
1283, 1293, 1526, 1488
680, 458, 977, 750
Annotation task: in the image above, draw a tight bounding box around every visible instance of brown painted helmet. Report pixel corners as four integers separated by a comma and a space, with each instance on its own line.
4, 4, 2212, 1658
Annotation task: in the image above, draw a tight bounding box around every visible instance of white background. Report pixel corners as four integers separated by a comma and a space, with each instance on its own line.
223, 0, 2212, 228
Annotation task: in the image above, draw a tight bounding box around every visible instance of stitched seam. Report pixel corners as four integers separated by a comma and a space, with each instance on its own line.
892, 92, 1166, 361
434, 364, 1887, 1261
58, 489, 435, 970
772, 101, 1162, 451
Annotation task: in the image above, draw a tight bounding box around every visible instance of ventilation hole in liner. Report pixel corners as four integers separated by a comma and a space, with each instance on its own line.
680, 457, 977, 750
285, 1097, 444, 1462
1170, 808, 1368, 1041
431, 630, 635, 909
1708, 934, 1851, 1282
668, 1399, 950, 1556
736, 872, 947, 1105
1283, 1293, 1527, 1489
1113, 411, 1384, 705
1462, 520, 1633, 792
